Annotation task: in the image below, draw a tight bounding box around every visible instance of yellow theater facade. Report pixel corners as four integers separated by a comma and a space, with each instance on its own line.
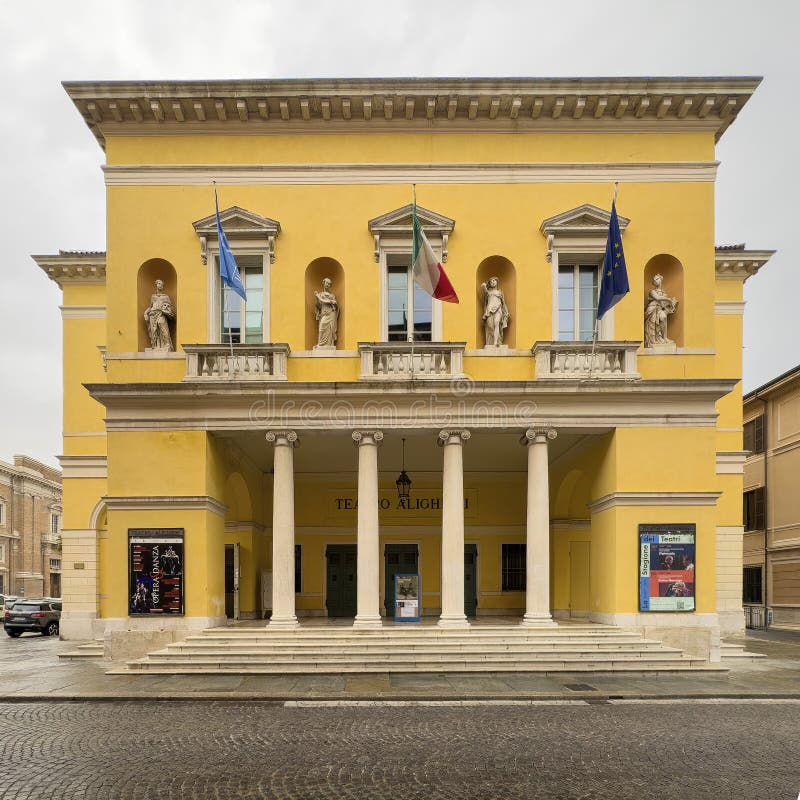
35, 77, 773, 661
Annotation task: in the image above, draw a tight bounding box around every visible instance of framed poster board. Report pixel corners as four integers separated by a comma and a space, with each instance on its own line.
394, 573, 420, 622
129, 528, 185, 616
639, 524, 695, 612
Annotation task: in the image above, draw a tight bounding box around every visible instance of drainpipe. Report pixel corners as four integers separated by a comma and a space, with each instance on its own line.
757, 393, 769, 630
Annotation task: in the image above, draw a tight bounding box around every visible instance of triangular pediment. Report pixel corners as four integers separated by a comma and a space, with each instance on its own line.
368, 204, 455, 235
540, 203, 630, 236
193, 206, 281, 237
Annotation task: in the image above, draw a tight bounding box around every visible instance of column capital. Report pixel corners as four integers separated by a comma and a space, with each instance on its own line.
352, 430, 384, 447
266, 430, 299, 448
522, 428, 557, 446
438, 429, 471, 447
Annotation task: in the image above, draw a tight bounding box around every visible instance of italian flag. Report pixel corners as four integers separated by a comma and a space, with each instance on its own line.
412, 205, 459, 303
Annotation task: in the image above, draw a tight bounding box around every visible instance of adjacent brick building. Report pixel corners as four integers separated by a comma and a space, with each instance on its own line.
0, 456, 62, 598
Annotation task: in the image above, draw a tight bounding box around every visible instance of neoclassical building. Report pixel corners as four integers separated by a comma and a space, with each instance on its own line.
34, 77, 773, 662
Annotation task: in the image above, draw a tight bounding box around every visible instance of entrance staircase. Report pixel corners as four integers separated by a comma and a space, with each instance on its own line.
118, 622, 726, 675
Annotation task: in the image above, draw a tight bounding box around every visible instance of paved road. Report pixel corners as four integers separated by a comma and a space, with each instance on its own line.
0, 700, 797, 799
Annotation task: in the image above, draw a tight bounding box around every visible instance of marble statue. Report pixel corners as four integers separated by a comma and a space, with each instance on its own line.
143, 279, 175, 351
314, 277, 339, 348
481, 277, 510, 347
643, 273, 678, 347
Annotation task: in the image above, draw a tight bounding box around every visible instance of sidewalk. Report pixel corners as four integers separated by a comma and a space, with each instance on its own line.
1, 629, 798, 702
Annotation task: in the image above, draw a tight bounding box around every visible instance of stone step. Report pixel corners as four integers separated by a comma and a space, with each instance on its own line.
122, 659, 723, 675
200, 625, 628, 637
58, 642, 104, 661
165, 641, 678, 655
144, 648, 690, 664
720, 642, 768, 663
184, 632, 646, 643
178, 636, 656, 648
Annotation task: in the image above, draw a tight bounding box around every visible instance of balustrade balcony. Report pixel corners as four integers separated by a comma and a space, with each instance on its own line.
532, 341, 640, 380
359, 342, 465, 380
183, 344, 289, 381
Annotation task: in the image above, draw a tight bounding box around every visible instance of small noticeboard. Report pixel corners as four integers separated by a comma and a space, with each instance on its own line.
393, 573, 420, 622
129, 528, 185, 616
638, 524, 696, 612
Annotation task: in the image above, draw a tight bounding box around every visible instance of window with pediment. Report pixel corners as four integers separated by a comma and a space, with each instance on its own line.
540, 204, 630, 341
192, 206, 281, 344
368, 204, 455, 342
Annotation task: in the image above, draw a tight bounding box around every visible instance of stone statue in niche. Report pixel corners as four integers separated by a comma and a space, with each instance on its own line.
143, 279, 175, 351
643, 273, 678, 347
314, 277, 339, 348
481, 277, 510, 348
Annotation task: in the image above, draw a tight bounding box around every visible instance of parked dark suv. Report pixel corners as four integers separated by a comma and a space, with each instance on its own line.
4, 599, 61, 637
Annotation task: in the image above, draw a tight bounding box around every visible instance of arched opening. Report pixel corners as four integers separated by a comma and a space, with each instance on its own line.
137, 259, 178, 352
476, 256, 516, 349
643, 254, 684, 348
224, 472, 253, 523
305, 258, 345, 350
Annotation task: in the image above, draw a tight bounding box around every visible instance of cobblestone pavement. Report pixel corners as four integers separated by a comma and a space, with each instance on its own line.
0, 701, 797, 799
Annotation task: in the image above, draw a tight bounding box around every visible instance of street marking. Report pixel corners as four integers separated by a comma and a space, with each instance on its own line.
608, 698, 800, 705
284, 700, 588, 707
283, 698, 800, 708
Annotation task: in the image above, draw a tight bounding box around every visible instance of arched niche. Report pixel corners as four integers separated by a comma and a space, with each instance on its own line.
137, 258, 178, 352
476, 256, 516, 348
643, 254, 684, 348
554, 469, 583, 519
224, 472, 253, 523
305, 258, 345, 350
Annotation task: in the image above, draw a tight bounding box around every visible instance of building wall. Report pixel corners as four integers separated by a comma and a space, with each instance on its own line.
744, 378, 800, 630
0, 457, 62, 598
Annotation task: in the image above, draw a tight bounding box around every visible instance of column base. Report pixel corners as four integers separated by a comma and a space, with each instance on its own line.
437, 615, 471, 629
268, 615, 299, 629
521, 612, 558, 628
352, 615, 382, 629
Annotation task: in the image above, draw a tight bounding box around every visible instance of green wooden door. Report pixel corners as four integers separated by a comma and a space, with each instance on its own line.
464, 544, 478, 617
326, 544, 357, 617
384, 544, 419, 616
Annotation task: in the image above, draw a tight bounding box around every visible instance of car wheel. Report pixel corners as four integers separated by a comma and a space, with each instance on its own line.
6, 630, 21, 638
45, 622, 59, 637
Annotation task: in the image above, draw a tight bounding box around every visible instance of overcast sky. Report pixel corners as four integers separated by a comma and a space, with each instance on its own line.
1, 0, 797, 467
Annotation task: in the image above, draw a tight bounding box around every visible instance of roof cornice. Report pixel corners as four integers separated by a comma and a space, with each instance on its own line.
32, 251, 107, 287
715, 248, 775, 282
62, 76, 762, 150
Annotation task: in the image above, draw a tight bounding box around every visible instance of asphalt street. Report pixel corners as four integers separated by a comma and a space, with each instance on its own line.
0, 699, 797, 799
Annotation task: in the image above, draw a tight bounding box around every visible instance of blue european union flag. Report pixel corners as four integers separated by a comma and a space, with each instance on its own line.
596, 200, 629, 320
215, 190, 246, 302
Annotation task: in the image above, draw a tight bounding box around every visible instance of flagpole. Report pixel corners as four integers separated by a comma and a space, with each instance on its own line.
588, 182, 620, 380
214, 179, 236, 365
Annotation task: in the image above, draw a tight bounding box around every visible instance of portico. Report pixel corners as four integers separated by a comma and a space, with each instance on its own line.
259, 424, 560, 630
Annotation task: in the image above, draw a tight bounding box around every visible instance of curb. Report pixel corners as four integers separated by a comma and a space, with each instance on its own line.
1, 692, 800, 703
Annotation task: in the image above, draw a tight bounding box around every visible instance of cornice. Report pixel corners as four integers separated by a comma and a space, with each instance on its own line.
588, 491, 721, 513
102, 495, 227, 517
103, 161, 718, 186
715, 249, 775, 282
32, 252, 106, 287
83, 377, 737, 433
63, 76, 761, 149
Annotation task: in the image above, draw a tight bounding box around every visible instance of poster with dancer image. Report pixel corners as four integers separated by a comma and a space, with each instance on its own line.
129, 529, 184, 615
638, 525, 695, 612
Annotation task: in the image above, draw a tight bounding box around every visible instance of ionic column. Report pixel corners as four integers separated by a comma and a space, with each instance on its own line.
266, 430, 299, 628
522, 428, 558, 627
438, 429, 471, 628
352, 430, 383, 629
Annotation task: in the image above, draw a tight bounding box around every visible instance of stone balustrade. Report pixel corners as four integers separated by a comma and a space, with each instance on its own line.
359, 342, 465, 380
532, 341, 640, 379
183, 344, 289, 381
